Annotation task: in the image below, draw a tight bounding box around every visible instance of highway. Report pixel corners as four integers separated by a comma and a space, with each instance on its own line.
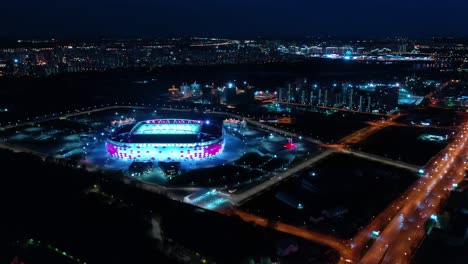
3, 104, 465, 264
272, 80, 452, 118
381, 162, 466, 264
214, 109, 429, 263
215, 105, 465, 264
128, 101, 466, 263
359, 121, 467, 264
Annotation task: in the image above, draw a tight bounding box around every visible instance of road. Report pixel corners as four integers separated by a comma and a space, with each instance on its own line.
359, 121, 467, 264
338, 114, 402, 145
229, 149, 335, 205
381, 162, 466, 264
343, 149, 420, 173
3, 104, 465, 264
213, 109, 427, 263
216, 105, 465, 264
210, 111, 324, 145
424, 81, 451, 103
0, 105, 149, 131
162, 104, 466, 263
230, 210, 353, 261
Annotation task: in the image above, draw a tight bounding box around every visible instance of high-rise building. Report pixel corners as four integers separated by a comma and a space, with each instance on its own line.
398, 44, 408, 54
223, 85, 237, 104
278, 83, 294, 103
339, 46, 353, 55
295, 78, 309, 104
376, 86, 399, 112
357, 91, 377, 112
356, 47, 365, 55
277, 86, 289, 102
180, 83, 191, 97
344, 85, 358, 109
190, 82, 201, 95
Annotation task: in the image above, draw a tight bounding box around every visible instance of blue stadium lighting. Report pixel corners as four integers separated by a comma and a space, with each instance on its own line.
135, 123, 200, 135
418, 169, 425, 174
13, 59, 19, 63
228, 83, 234, 88
205, 197, 227, 209
106, 119, 224, 161
344, 56, 351, 60
430, 214, 438, 222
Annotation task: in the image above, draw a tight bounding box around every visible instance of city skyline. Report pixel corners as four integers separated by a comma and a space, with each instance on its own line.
2, 2, 467, 264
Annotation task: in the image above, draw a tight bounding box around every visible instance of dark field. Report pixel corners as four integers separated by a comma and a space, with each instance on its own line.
354, 125, 453, 166
273, 110, 380, 143
241, 153, 418, 239
395, 107, 466, 127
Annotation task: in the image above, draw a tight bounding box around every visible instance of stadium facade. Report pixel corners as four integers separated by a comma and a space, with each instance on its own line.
105, 119, 225, 161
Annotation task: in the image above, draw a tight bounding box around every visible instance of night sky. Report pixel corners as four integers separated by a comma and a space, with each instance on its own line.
2, 0, 468, 38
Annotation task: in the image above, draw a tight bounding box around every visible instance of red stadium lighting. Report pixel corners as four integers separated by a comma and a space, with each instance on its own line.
284, 138, 297, 149
106, 119, 225, 161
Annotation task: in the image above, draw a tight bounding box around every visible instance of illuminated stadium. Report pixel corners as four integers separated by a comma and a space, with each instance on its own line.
105, 119, 225, 161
